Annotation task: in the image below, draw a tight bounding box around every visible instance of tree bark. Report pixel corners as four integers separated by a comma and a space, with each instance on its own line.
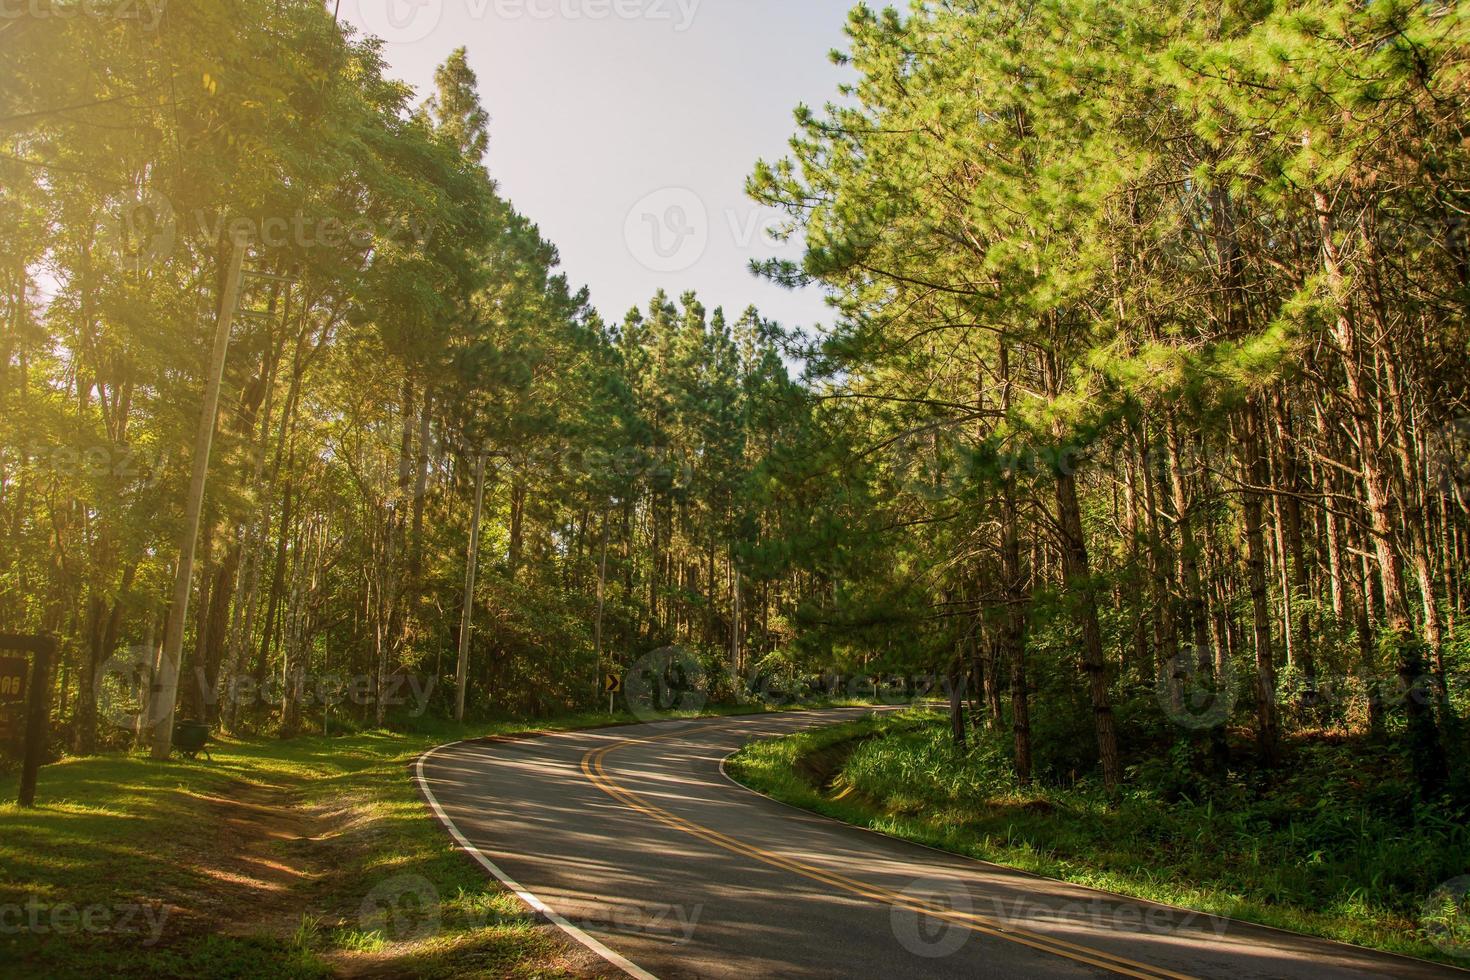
1312, 182, 1444, 789
1235, 401, 1279, 764
1055, 467, 1122, 793
455, 451, 489, 722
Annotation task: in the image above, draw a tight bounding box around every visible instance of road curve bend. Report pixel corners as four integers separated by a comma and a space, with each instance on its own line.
415, 708, 1464, 980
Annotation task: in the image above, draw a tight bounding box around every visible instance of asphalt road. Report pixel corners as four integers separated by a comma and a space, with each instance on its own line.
416, 708, 1467, 979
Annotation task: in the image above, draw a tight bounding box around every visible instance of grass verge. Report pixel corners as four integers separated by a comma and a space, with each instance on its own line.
724, 709, 1469, 967
0, 701, 859, 979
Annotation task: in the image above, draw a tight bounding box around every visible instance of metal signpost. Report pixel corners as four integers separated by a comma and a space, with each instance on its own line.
604, 671, 623, 714
0, 634, 56, 808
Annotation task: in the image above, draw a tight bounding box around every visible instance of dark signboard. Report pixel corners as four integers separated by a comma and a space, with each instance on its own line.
0, 656, 26, 702
0, 635, 56, 807
0, 706, 19, 744
0, 656, 25, 745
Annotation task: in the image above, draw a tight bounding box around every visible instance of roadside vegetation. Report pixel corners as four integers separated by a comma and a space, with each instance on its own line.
0, 718, 599, 979
4, 0, 1470, 975
3, 3, 820, 766
0, 704, 844, 980
0, 702, 864, 975
729, 709, 1470, 966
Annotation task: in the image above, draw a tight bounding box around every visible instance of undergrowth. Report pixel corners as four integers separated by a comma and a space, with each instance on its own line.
728, 709, 1470, 965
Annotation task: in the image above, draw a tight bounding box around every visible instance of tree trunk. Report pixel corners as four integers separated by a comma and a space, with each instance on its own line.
1055, 467, 1122, 793
1235, 402, 1279, 764
997, 344, 1032, 785
455, 452, 489, 722
1312, 181, 1444, 790
947, 656, 967, 751
593, 507, 610, 704
196, 547, 239, 724
1272, 394, 1317, 690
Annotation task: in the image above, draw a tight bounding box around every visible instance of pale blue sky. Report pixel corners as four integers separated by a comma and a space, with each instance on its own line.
336, 0, 859, 332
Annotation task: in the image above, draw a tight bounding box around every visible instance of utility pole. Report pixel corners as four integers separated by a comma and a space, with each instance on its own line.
455, 450, 489, 722
151, 236, 248, 760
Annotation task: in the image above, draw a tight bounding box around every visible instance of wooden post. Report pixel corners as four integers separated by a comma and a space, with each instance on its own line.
18, 638, 54, 808
0, 634, 57, 808
455, 451, 489, 722
151, 237, 249, 760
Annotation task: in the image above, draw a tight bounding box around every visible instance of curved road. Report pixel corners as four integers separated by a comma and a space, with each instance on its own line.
416, 708, 1464, 979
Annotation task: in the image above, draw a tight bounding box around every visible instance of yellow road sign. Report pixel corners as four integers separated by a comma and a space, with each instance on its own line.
603, 672, 624, 695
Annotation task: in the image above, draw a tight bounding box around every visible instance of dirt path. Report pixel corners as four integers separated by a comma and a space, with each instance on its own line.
171, 776, 608, 979
188, 780, 326, 937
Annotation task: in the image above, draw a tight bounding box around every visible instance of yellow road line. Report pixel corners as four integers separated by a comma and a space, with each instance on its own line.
579, 723, 1198, 980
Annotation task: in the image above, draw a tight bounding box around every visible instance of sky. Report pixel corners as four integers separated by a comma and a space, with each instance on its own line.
334, 0, 858, 333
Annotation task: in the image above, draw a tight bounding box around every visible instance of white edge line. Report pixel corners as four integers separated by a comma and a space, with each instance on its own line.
414, 741, 660, 980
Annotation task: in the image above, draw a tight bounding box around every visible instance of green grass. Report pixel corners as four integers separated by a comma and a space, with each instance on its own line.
0, 700, 866, 979
0, 721, 569, 979
726, 710, 1470, 967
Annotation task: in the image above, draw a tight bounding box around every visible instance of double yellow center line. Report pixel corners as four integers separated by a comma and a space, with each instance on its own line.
579, 723, 1197, 980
